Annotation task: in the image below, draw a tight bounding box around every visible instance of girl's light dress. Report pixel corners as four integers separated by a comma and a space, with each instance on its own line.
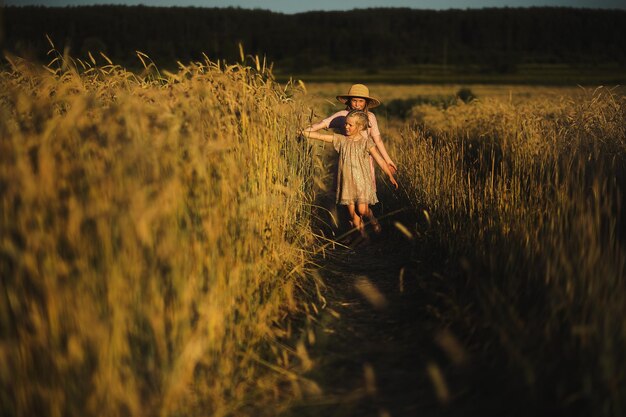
310, 110, 381, 189
332, 133, 378, 206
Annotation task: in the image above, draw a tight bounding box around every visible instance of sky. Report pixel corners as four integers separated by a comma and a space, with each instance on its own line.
5, 0, 626, 13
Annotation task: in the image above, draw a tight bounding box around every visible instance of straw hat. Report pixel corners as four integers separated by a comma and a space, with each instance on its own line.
336, 84, 381, 108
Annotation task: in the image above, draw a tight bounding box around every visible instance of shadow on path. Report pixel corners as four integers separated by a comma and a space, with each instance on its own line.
280, 196, 481, 417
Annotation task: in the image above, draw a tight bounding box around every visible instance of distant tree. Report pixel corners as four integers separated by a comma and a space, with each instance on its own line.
3, 6, 626, 72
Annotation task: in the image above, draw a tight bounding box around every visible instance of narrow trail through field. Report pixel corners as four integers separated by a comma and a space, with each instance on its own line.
280, 207, 446, 416
281, 190, 490, 417
290, 228, 445, 417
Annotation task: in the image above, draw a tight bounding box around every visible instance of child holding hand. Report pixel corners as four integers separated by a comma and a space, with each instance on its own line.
301, 110, 398, 236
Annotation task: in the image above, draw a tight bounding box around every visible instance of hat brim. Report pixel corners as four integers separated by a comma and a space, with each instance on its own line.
336, 95, 381, 109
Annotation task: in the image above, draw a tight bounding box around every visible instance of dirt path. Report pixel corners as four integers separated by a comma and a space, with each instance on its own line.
293, 233, 441, 416
280, 198, 481, 417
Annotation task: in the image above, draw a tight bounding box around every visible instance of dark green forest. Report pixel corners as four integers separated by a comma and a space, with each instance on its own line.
2, 5, 626, 76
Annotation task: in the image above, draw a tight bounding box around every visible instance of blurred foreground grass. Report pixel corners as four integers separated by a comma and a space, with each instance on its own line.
0, 50, 320, 417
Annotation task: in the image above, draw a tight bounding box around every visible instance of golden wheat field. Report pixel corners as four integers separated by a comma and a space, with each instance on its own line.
1, 47, 625, 417
0, 50, 325, 417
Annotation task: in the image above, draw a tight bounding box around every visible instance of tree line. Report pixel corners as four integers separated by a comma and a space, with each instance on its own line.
3, 6, 626, 73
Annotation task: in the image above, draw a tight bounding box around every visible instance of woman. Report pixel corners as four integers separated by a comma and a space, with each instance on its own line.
305, 84, 397, 174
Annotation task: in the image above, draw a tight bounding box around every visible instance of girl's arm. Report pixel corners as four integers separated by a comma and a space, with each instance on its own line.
301, 128, 334, 143
369, 146, 398, 189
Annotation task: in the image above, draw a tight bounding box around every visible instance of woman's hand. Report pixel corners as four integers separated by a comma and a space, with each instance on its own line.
387, 161, 398, 175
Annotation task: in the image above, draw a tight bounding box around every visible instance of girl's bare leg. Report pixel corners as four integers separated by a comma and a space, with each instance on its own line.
347, 204, 361, 230
348, 204, 365, 236
356, 203, 369, 236
358, 204, 381, 234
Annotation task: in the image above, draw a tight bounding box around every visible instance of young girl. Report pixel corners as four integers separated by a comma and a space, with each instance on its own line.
301, 110, 398, 236
304, 84, 398, 174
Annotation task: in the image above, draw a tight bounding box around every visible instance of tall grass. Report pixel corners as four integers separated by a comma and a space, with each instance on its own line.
0, 50, 317, 417
395, 89, 626, 415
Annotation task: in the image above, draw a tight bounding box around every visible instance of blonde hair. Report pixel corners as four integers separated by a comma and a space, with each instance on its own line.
346, 109, 369, 131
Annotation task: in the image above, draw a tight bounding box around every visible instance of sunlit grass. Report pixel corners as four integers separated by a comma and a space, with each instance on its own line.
0, 48, 319, 417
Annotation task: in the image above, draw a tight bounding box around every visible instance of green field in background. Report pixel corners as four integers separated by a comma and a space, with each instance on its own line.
276, 64, 626, 85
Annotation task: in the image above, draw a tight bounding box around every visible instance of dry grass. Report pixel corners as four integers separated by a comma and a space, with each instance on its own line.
3, 52, 625, 416
0, 48, 320, 417
393, 87, 626, 415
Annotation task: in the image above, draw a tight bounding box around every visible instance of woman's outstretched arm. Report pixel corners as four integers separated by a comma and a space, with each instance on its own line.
304, 119, 327, 132
303, 110, 345, 133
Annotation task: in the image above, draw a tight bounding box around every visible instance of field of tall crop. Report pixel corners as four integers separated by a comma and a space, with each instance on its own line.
2, 43, 625, 417
389, 86, 626, 415
0, 49, 322, 417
